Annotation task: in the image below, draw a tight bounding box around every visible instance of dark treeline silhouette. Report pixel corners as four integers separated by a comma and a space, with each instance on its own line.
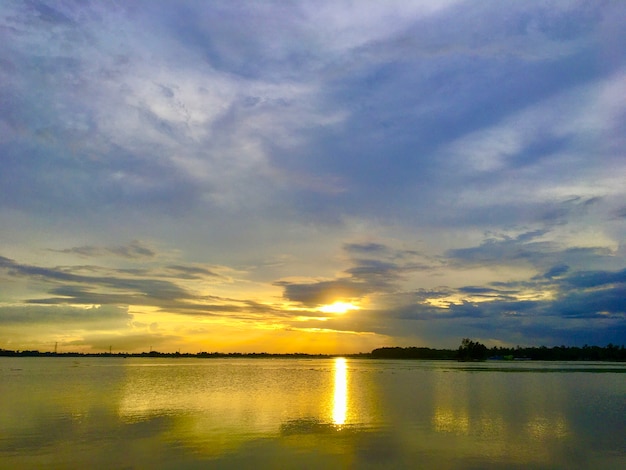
0, 349, 330, 359
371, 340, 626, 361
2, 341, 625, 361
368, 346, 456, 360
487, 343, 626, 361
458, 338, 489, 361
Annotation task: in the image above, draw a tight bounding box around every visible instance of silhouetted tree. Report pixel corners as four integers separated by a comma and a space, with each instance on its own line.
458, 338, 488, 361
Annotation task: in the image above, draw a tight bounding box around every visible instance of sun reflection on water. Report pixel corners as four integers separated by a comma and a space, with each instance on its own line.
332, 357, 348, 426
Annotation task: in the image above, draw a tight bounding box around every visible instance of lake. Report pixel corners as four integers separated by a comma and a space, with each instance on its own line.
1, 357, 624, 469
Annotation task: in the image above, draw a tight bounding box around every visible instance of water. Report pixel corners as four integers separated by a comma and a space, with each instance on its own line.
1, 358, 624, 469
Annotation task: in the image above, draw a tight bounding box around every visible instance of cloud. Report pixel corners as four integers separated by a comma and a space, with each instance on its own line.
446, 228, 620, 272
363, 262, 626, 345
446, 230, 552, 265
343, 242, 389, 255
0, 254, 293, 326
0, 255, 212, 312
0, 3, 600, 224
276, 242, 434, 306
276, 278, 369, 307
0, 255, 192, 301
163, 264, 222, 280
561, 268, 626, 289
540, 264, 570, 279
0, 304, 130, 325
52, 241, 156, 259
2, 0, 623, 242
275, 231, 625, 345
282, 232, 626, 347
1, 1, 625, 351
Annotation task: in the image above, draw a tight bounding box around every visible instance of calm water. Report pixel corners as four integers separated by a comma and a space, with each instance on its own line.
1, 358, 624, 469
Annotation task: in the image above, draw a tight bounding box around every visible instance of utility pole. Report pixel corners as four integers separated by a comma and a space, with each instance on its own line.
54, 342, 58, 354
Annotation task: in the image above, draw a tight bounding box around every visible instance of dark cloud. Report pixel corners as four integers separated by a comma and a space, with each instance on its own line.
562, 268, 626, 289
343, 242, 388, 255
446, 230, 552, 265
446, 229, 619, 273
554, 285, 626, 319
25, 0, 75, 25
277, 233, 626, 348
275, 278, 368, 306
52, 241, 156, 259
613, 206, 626, 219
0, 254, 288, 323
0, 304, 130, 324
359, 264, 626, 346
26, 286, 154, 307
0, 255, 192, 307
0, 256, 192, 301
541, 264, 570, 279
345, 259, 404, 285
164, 264, 222, 280
294, 247, 624, 346
276, 243, 431, 306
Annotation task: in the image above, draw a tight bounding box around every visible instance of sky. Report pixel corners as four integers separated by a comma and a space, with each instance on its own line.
1, 0, 625, 354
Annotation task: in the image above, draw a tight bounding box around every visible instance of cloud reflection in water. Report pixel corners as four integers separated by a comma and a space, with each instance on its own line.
1, 358, 624, 469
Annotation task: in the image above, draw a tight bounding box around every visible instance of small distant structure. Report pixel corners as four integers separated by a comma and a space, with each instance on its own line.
488, 355, 514, 361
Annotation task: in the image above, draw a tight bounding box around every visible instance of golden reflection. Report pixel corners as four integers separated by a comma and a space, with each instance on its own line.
432, 407, 470, 434
332, 357, 348, 425
527, 415, 569, 439
431, 372, 471, 435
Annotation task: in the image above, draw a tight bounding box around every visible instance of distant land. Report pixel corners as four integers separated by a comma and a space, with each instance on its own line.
1, 341, 625, 361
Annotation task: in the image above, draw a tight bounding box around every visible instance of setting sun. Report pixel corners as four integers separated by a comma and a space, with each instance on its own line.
319, 301, 359, 315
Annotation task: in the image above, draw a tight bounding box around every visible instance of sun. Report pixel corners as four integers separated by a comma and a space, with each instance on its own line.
319, 301, 359, 315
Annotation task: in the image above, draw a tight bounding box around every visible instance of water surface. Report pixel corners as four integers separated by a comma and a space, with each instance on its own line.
1, 358, 624, 469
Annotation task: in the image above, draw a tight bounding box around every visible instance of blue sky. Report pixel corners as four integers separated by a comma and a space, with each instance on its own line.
1, 0, 625, 353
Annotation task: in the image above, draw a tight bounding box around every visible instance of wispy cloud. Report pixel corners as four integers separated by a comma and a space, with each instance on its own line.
1, 1, 625, 351
51, 241, 157, 259
0, 304, 130, 325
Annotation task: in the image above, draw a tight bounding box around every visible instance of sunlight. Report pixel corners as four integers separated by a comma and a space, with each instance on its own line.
332, 357, 348, 426
319, 301, 359, 315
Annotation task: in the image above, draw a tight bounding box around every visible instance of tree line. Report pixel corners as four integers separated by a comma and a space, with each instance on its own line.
0, 349, 328, 358
370, 339, 626, 361
2, 340, 625, 361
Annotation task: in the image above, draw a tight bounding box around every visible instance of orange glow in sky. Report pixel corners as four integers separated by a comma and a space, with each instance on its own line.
319, 302, 359, 315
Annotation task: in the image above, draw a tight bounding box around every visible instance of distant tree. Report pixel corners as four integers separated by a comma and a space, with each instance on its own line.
458, 338, 488, 361
370, 346, 457, 360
